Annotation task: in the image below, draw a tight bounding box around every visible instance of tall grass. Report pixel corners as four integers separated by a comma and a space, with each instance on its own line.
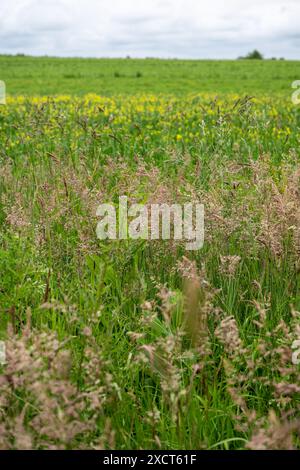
0, 94, 299, 449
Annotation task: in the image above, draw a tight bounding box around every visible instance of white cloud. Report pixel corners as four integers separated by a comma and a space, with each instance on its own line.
0, 0, 299, 58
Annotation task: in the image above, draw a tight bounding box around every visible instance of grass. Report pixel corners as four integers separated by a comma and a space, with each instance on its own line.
1, 55, 300, 96
0, 58, 299, 450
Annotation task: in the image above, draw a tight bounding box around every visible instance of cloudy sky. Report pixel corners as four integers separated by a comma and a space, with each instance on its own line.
0, 0, 299, 59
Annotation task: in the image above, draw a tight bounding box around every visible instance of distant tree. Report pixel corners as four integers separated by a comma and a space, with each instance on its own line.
238, 49, 264, 60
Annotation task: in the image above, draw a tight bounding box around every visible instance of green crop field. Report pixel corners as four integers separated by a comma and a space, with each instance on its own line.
0, 56, 300, 450
1, 55, 300, 95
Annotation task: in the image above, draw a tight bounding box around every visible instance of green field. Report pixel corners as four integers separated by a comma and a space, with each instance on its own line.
1, 55, 300, 95
0, 57, 300, 450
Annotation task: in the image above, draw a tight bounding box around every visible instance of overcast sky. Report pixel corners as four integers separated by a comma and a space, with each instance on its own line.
0, 0, 299, 59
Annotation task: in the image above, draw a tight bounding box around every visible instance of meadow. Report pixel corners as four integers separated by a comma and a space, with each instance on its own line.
1, 55, 300, 95
0, 57, 299, 450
